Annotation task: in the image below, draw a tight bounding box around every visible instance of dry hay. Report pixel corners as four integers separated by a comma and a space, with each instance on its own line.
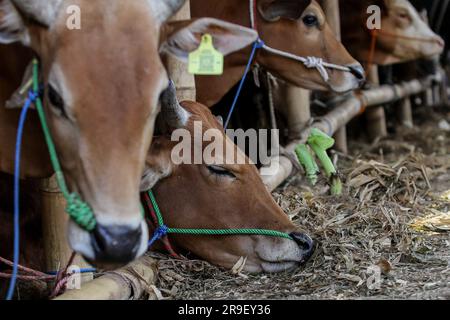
151, 108, 450, 300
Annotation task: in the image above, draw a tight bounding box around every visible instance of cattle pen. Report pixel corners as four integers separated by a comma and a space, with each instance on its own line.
0, 0, 449, 302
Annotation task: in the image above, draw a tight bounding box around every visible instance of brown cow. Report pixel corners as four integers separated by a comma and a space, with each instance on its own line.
190, 0, 366, 107
341, 0, 444, 66
0, 0, 257, 268
140, 84, 314, 273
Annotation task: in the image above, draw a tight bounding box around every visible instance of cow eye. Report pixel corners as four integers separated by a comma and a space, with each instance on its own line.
207, 165, 236, 179
47, 84, 67, 118
302, 15, 318, 27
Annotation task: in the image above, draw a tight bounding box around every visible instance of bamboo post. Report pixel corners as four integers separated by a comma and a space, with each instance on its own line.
425, 87, 434, 107
397, 98, 413, 128
365, 65, 388, 140
285, 87, 311, 139
164, 1, 196, 101
55, 256, 157, 300
39, 177, 93, 283
322, 0, 348, 154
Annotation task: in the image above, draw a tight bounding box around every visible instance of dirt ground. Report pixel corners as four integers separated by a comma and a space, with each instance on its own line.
152, 106, 450, 300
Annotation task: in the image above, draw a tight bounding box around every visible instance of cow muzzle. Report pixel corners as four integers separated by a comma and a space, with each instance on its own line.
68, 219, 149, 269
254, 231, 315, 273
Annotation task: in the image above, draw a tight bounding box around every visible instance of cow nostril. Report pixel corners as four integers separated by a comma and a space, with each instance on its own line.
91, 224, 142, 264
348, 64, 366, 81
93, 227, 107, 252
290, 232, 315, 261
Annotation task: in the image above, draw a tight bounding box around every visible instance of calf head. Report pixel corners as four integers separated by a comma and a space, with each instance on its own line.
341, 0, 444, 65
141, 85, 314, 273
255, 0, 365, 92
0, 0, 256, 268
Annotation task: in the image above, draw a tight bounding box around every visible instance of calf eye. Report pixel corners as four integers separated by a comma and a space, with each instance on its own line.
47, 84, 67, 118
207, 165, 236, 179
302, 15, 318, 27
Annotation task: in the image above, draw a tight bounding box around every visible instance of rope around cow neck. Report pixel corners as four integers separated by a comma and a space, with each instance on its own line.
30, 59, 96, 232
146, 190, 293, 249
248, 0, 352, 82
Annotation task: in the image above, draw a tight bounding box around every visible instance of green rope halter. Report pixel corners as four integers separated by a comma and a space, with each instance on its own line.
32, 59, 96, 232
147, 190, 293, 246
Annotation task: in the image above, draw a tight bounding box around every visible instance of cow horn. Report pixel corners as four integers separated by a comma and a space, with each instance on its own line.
11, 0, 63, 26
148, 0, 186, 23
160, 80, 190, 128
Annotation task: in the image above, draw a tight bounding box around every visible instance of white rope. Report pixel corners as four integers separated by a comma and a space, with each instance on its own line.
249, 0, 256, 30
248, 0, 351, 83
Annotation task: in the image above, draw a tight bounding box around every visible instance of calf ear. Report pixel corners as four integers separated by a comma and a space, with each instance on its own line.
140, 139, 174, 192
0, 0, 28, 44
5, 61, 36, 109
161, 18, 258, 61
257, 0, 312, 22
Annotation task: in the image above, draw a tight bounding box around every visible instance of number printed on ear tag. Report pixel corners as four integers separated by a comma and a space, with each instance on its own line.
188, 34, 224, 76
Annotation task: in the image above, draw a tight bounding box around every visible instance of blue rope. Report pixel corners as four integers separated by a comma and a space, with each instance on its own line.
6, 91, 38, 300
148, 225, 169, 248
45, 268, 97, 276
224, 39, 264, 129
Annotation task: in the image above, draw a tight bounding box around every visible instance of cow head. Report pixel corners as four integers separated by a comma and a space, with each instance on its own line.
0, 0, 257, 268
140, 85, 314, 273
255, 0, 365, 93
341, 0, 445, 65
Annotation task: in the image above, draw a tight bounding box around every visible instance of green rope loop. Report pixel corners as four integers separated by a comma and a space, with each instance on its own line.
147, 191, 293, 241
32, 59, 96, 232
66, 194, 96, 232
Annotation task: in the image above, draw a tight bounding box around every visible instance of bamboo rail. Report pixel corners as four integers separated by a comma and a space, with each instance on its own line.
55, 256, 157, 300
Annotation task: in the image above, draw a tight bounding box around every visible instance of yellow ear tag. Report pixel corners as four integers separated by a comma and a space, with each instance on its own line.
188, 34, 224, 76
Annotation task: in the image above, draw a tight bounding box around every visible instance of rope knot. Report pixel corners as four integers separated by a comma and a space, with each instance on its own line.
304, 57, 329, 82
65, 193, 96, 232
27, 90, 39, 103
255, 38, 265, 49
148, 225, 169, 248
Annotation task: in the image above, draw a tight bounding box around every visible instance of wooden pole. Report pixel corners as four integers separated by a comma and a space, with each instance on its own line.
425, 87, 434, 107
397, 98, 413, 128
322, 0, 348, 154
39, 177, 93, 283
285, 87, 311, 139
55, 256, 157, 300
164, 1, 196, 101
365, 65, 388, 140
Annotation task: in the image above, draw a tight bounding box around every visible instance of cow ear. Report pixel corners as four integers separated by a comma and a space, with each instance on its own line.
140, 138, 174, 192
5, 61, 36, 109
257, 0, 312, 22
161, 17, 258, 61
0, 0, 29, 45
